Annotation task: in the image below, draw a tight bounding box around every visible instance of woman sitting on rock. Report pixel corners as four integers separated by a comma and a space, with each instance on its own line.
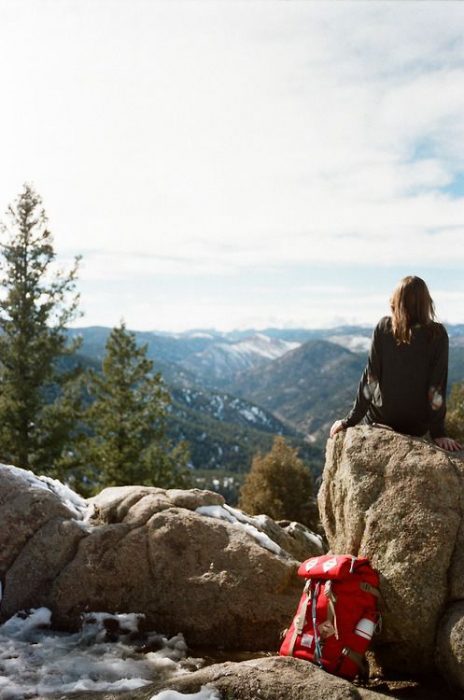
330, 275, 462, 452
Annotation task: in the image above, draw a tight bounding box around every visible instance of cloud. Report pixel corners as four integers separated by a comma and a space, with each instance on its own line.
0, 1, 464, 328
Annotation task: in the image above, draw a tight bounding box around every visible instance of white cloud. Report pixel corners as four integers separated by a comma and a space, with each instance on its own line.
0, 1, 463, 329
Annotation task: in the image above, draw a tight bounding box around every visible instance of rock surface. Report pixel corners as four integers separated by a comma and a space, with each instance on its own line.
318, 425, 464, 674
436, 601, 464, 692
51, 655, 387, 700
0, 466, 322, 651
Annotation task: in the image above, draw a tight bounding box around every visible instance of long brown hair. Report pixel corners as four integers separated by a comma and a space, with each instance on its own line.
390, 276, 436, 344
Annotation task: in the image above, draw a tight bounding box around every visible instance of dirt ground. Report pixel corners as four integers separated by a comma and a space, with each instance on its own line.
366, 673, 462, 699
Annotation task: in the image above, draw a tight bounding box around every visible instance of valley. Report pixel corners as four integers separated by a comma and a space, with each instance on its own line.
68, 324, 464, 498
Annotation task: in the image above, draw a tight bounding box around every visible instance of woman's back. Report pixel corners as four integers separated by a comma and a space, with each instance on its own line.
330, 276, 461, 451
367, 316, 447, 437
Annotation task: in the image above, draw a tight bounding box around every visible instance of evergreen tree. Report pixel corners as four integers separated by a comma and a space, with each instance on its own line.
239, 436, 316, 527
0, 184, 81, 475
447, 382, 464, 443
82, 321, 191, 490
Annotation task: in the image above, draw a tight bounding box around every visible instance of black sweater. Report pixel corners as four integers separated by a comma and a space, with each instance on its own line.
344, 316, 448, 438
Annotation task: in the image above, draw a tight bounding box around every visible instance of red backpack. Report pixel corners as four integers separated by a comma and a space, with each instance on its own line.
279, 554, 381, 680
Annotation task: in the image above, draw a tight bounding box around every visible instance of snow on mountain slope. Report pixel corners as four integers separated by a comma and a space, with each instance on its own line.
229, 333, 300, 360
327, 334, 371, 353
170, 386, 290, 435
181, 334, 300, 383
228, 339, 366, 438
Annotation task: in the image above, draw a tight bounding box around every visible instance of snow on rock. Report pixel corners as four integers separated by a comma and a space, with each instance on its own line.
2, 463, 87, 519
195, 504, 324, 563
196, 504, 283, 556
0, 463, 92, 612
284, 521, 324, 551
1, 606, 52, 640
83, 611, 146, 635
1, 477, 305, 653
150, 687, 220, 700
0, 607, 197, 699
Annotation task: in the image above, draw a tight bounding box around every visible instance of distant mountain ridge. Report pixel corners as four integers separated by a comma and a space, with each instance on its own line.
66, 323, 464, 473
224, 339, 366, 438
66, 326, 323, 475
180, 333, 300, 385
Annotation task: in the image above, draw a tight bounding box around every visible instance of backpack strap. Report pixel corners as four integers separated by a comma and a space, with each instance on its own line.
284, 580, 312, 657
342, 646, 365, 668
360, 581, 380, 596
335, 646, 369, 681
324, 580, 339, 639
359, 581, 384, 609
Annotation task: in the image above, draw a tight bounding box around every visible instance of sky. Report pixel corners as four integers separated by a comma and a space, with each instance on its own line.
0, 0, 464, 332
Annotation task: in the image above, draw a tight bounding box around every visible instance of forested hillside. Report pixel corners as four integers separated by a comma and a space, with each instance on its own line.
225, 339, 366, 437
68, 324, 464, 481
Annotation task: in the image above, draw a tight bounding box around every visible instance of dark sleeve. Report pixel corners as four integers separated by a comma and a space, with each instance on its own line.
343, 323, 383, 428
428, 329, 449, 439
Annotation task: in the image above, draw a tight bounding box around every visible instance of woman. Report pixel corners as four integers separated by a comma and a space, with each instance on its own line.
330, 276, 462, 452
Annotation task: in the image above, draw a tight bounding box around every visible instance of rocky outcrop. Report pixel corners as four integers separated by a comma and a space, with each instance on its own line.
318, 425, 464, 675
0, 469, 84, 579
435, 601, 464, 693
0, 466, 323, 651
59, 655, 388, 700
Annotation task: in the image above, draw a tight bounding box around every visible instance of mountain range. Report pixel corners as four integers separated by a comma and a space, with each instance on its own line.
224, 340, 366, 436
68, 323, 464, 482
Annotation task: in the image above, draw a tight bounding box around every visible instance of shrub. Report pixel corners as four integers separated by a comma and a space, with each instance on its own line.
239, 436, 315, 527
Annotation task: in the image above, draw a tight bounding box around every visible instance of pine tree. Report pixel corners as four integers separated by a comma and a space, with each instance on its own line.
82, 321, 191, 490
0, 184, 81, 475
239, 436, 316, 527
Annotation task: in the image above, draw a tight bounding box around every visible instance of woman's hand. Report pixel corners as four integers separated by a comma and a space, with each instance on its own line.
330, 420, 347, 438
433, 436, 463, 452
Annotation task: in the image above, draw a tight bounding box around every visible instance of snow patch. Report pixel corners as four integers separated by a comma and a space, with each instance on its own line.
150, 687, 220, 700
188, 332, 215, 339
327, 334, 371, 353
285, 522, 324, 551
238, 404, 269, 425
2, 464, 87, 519
196, 505, 283, 556
83, 611, 145, 635
0, 608, 197, 699
183, 334, 300, 379
221, 335, 299, 361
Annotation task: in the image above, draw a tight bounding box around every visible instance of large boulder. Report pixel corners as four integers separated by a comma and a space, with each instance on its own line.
0, 466, 323, 651
0, 467, 86, 579
318, 425, 464, 674
59, 655, 388, 700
